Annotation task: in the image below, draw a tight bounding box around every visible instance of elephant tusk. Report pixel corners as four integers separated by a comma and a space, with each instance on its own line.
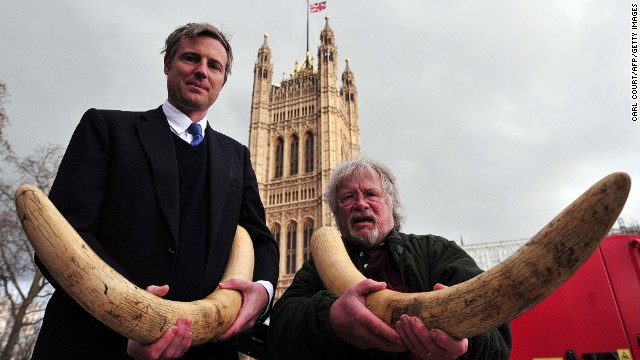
15, 184, 254, 345
312, 172, 631, 340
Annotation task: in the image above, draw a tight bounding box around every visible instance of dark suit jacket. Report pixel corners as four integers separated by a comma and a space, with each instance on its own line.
32, 107, 278, 359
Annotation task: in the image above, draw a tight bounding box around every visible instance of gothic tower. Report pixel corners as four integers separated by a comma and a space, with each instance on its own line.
248, 16, 360, 299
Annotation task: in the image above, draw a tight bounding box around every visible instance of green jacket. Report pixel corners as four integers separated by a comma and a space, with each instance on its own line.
269, 229, 512, 360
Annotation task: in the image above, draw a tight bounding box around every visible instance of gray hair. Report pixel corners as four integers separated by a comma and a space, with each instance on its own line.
324, 157, 405, 230
162, 22, 233, 83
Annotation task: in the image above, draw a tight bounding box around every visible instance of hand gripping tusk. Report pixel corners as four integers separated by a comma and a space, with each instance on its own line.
15, 184, 254, 345
312, 172, 631, 339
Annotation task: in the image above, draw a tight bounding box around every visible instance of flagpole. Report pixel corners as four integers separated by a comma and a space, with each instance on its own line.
306, 0, 310, 53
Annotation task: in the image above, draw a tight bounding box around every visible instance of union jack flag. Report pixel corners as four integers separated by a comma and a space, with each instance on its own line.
309, 1, 327, 13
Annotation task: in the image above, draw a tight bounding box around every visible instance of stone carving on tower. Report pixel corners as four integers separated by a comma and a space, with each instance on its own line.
248, 16, 360, 299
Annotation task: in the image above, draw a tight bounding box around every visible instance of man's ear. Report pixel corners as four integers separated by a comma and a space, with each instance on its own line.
163, 56, 170, 75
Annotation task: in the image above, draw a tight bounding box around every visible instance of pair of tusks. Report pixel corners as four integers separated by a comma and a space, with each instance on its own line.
16, 172, 631, 343
15, 184, 254, 345
311, 172, 631, 340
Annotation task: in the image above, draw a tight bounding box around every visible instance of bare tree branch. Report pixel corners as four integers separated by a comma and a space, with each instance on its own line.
0, 80, 60, 360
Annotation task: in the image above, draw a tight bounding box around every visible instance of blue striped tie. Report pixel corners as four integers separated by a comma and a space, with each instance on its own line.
187, 123, 203, 146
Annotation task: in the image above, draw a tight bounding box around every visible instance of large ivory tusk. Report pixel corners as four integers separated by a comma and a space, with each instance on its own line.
15, 184, 254, 345
312, 172, 631, 340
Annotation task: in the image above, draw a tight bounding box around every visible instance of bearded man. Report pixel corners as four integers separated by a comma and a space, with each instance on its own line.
268, 157, 511, 360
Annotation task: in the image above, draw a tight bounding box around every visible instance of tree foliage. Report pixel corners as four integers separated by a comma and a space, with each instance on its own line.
0, 81, 63, 360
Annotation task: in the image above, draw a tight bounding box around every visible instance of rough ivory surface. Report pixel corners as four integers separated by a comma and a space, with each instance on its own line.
15, 184, 254, 345
312, 172, 631, 340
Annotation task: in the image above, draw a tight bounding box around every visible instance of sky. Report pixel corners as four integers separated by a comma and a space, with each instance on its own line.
1, 1, 638, 244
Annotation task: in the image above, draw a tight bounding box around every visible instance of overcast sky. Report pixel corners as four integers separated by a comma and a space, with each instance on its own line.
1, 1, 637, 244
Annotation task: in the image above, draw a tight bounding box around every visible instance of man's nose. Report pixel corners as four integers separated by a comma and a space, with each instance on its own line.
353, 194, 369, 209
194, 61, 208, 78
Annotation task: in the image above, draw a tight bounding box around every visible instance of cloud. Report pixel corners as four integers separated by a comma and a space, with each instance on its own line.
1, 0, 636, 243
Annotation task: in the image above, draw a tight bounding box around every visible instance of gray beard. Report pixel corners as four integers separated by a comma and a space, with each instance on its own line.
346, 223, 381, 249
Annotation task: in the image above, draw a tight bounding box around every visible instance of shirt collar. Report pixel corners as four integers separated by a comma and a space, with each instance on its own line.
162, 100, 208, 137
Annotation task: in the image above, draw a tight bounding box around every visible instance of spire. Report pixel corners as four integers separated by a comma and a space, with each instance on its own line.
343, 58, 353, 77
292, 51, 316, 78
318, 14, 337, 79
341, 58, 355, 86
256, 33, 272, 64
252, 32, 272, 94
301, 51, 314, 71
341, 57, 357, 102
319, 15, 336, 58
322, 15, 333, 39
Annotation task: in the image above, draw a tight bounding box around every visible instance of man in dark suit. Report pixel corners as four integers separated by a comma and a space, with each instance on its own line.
32, 22, 279, 359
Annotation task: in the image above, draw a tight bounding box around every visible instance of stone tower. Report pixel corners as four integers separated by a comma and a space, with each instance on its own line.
248, 16, 360, 299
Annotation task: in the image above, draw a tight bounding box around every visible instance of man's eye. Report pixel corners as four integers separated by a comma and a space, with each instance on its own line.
341, 195, 356, 203
208, 62, 222, 71
182, 55, 196, 62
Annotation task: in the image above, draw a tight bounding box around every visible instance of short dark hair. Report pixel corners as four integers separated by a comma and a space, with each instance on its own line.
162, 22, 233, 83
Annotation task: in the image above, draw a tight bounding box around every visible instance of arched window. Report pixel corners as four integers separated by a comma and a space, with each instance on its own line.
286, 222, 297, 274
290, 135, 299, 176
274, 138, 284, 179
304, 132, 314, 173
303, 219, 314, 261
270, 223, 281, 247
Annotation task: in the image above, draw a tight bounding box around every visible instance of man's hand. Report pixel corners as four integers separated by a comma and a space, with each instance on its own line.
396, 283, 468, 360
127, 285, 192, 360
214, 279, 269, 342
329, 279, 406, 352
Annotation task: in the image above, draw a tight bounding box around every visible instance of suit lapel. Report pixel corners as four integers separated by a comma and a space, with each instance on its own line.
206, 126, 231, 243
137, 107, 180, 245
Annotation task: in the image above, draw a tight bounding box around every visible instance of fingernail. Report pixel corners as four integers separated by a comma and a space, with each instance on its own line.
431, 329, 439, 338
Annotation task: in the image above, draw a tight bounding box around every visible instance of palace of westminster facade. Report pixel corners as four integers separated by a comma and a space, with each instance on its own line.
248, 16, 361, 299
247, 16, 527, 300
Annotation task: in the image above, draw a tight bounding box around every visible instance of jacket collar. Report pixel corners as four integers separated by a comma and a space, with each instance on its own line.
204, 125, 231, 244
136, 106, 180, 244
